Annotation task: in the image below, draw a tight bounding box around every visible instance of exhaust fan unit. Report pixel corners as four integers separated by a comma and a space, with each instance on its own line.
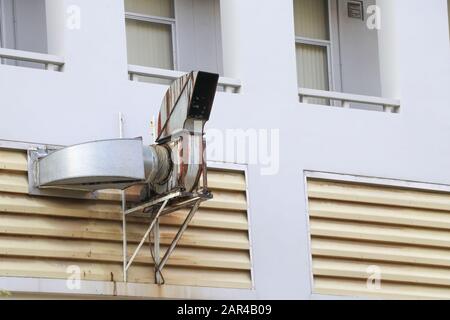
27, 71, 220, 284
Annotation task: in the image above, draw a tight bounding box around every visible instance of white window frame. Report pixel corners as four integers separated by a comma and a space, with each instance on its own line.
295, 36, 333, 91
125, 8, 178, 70
0, 3, 3, 48
295, 0, 342, 93
0, 0, 7, 48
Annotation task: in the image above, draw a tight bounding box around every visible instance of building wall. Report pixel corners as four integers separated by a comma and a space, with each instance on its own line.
336, 0, 382, 97
0, 0, 449, 299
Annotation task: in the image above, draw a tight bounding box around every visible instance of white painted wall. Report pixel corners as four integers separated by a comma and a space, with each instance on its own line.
175, 0, 223, 74
0, 0, 47, 68
0, 0, 449, 299
337, 0, 382, 97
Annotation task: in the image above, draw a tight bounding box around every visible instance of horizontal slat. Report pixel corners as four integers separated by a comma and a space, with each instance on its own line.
0, 236, 250, 271
313, 257, 450, 287
0, 150, 27, 172
311, 238, 450, 268
314, 277, 450, 300
0, 171, 28, 193
308, 179, 450, 212
0, 173, 247, 210
0, 214, 250, 250
0, 193, 247, 230
309, 199, 450, 230
0, 257, 252, 289
160, 209, 248, 230
0, 171, 124, 202
202, 189, 247, 211
0, 193, 122, 219
0, 169, 247, 201
311, 217, 450, 249
201, 171, 247, 191
0, 191, 247, 219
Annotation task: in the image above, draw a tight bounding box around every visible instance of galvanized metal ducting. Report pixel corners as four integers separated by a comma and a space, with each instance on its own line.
29, 71, 219, 199
35, 138, 170, 191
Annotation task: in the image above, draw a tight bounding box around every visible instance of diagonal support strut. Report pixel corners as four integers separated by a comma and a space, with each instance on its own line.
125, 199, 169, 272
154, 199, 202, 284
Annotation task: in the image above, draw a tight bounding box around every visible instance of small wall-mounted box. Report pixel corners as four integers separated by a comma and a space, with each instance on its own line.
347, 0, 364, 20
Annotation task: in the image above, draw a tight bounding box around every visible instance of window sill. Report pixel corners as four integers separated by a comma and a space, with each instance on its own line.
298, 88, 400, 113
128, 64, 241, 93
0, 48, 64, 71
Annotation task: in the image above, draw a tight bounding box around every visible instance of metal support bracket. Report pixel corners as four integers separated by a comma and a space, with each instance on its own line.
122, 190, 210, 284
154, 200, 201, 283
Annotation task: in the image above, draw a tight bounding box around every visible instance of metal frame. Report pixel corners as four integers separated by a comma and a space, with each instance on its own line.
0, 0, 4, 48
122, 190, 211, 284
295, 36, 333, 92
117, 112, 213, 285
295, 0, 345, 107
294, 0, 335, 92
0, 0, 7, 66
125, 8, 178, 71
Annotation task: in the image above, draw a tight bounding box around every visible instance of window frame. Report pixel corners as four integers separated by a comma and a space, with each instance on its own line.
0, 0, 8, 49
0, 1, 3, 48
295, 35, 333, 91
124, 7, 178, 70
294, 0, 340, 93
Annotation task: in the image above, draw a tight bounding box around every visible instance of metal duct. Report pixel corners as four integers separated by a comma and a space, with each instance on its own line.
37, 138, 146, 190
29, 70, 218, 198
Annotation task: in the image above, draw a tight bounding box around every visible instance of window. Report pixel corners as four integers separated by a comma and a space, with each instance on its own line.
125, 0, 176, 70
0, 0, 48, 67
294, 0, 384, 110
125, 0, 224, 80
294, 0, 331, 105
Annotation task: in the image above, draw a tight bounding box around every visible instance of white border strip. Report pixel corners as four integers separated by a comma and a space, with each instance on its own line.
0, 139, 62, 151
305, 170, 450, 193
0, 277, 256, 300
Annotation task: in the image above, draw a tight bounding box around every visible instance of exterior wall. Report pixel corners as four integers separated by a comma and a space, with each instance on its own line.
175, 0, 223, 75
336, 0, 382, 97
0, 0, 449, 299
0, 0, 47, 68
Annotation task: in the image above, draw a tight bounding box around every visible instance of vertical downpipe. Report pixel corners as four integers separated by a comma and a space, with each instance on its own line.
119, 112, 127, 282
